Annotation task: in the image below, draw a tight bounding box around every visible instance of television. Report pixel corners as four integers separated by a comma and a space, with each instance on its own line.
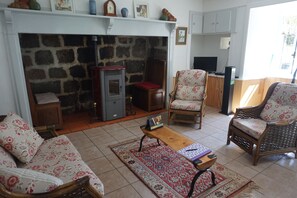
194, 57, 217, 73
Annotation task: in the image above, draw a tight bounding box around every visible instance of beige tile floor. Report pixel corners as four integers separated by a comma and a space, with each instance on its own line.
66, 106, 297, 198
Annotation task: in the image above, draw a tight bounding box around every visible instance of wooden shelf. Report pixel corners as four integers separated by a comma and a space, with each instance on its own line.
2, 7, 176, 36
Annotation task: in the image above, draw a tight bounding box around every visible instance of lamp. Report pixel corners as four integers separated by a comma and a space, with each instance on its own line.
220, 37, 231, 49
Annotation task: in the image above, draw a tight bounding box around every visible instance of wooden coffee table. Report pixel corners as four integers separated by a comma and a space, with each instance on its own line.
138, 125, 217, 197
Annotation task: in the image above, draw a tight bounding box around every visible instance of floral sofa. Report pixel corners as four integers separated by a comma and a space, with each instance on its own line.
0, 113, 104, 197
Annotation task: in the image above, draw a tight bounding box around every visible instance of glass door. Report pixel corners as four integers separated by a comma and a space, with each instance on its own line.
108, 79, 120, 97
104, 74, 123, 100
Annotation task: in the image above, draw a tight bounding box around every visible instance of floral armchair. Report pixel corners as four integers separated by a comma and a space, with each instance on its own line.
227, 82, 297, 165
168, 70, 208, 129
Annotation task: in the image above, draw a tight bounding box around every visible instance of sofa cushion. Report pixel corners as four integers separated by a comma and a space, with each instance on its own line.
0, 146, 17, 168
260, 83, 297, 122
0, 113, 44, 163
19, 135, 104, 195
170, 99, 202, 111
0, 167, 63, 194
233, 118, 267, 139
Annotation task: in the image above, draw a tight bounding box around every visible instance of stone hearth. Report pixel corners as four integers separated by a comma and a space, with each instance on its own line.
2, 8, 175, 124
21, 34, 167, 114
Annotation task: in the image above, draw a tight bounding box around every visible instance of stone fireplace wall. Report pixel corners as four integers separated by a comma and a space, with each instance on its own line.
20, 34, 167, 114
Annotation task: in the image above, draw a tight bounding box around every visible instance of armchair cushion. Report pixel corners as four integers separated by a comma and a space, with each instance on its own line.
0, 167, 63, 194
260, 83, 297, 122
170, 100, 202, 111
0, 113, 44, 163
175, 70, 206, 101
19, 135, 104, 195
233, 118, 267, 139
0, 146, 17, 168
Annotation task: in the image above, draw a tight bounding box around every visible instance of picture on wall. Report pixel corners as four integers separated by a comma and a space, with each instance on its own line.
176, 27, 187, 45
134, 0, 149, 19
51, 0, 75, 13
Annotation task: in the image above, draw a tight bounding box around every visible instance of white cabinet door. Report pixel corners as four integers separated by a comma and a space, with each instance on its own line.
203, 12, 216, 33
203, 9, 233, 34
191, 12, 203, 34
215, 10, 232, 33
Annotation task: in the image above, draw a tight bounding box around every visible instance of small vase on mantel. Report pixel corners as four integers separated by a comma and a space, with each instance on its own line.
121, 8, 128, 17
29, 0, 41, 10
89, 0, 96, 15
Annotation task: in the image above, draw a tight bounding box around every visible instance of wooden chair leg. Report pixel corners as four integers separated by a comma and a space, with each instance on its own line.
198, 113, 202, 129
253, 155, 260, 166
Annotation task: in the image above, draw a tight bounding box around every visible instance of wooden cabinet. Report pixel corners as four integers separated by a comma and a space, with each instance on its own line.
25, 77, 63, 129
190, 11, 203, 34
203, 9, 235, 34
206, 75, 224, 109
34, 103, 63, 129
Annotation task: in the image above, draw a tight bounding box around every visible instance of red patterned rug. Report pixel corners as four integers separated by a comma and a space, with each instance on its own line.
110, 138, 258, 198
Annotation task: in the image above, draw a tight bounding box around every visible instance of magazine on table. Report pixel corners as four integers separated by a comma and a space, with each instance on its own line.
177, 143, 212, 161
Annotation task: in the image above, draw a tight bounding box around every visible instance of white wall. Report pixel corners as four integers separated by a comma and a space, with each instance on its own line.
203, 0, 247, 11
190, 34, 230, 73
0, 0, 203, 115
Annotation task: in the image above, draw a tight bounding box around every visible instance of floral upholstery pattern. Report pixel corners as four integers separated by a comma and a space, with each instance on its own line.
260, 83, 297, 122
19, 135, 104, 195
0, 167, 63, 194
233, 118, 267, 139
0, 146, 17, 168
170, 99, 202, 111
175, 70, 206, 101
0, 113, 44, 163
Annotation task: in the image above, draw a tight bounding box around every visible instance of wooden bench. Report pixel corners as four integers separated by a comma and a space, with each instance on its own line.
132, 58, 167, 112
25, 76, 63, 129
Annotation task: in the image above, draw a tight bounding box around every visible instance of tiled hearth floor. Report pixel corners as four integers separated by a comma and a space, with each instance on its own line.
57, 106, 166, 135
61, 106, 297, 197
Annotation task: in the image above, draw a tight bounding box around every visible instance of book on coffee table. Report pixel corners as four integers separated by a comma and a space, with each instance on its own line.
145, 114, 163, 130
177, 143, 212, 161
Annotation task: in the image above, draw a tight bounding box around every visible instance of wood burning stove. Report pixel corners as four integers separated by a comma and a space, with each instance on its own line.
92, 66, 126, 121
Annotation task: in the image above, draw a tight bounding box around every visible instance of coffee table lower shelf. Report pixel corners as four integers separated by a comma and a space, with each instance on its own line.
138, 125, 217, 197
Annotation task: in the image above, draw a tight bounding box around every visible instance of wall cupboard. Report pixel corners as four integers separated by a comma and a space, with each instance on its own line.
189, 11, 203, 34
190, 8, 236, 35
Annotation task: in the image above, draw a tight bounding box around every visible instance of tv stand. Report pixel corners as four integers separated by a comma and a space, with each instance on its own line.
215, 72, 225, 76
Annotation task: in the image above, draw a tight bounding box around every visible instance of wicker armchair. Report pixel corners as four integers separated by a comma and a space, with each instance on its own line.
0, 115, 103, 198
227, 82, 297, 165
168, 70, 208, 129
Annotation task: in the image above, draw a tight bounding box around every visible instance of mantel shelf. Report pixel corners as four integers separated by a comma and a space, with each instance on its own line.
1, 7, 176, 36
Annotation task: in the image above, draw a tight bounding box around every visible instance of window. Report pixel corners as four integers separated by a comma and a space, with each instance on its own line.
244, 1, 297, 79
